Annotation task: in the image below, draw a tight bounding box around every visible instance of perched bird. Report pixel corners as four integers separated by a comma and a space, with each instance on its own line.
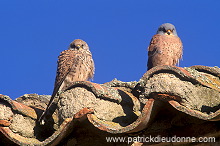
38, 39, 95, 124
147, 23, 183, 70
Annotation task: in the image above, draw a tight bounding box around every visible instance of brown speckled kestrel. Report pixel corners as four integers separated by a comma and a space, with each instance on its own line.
39, 39, 95, 124
147, 23, 183, 70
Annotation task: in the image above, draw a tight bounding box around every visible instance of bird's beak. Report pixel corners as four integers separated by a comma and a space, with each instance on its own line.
167, 29, 172, 35
76, 44, 81, 49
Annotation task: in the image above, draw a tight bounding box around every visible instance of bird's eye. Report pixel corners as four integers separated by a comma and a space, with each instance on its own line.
158, 28, 165, 32
163, 28, 166, 32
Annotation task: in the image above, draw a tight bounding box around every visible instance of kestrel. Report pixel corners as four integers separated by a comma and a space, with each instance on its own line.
38, 39, 95, 124
147, 23, 183, 70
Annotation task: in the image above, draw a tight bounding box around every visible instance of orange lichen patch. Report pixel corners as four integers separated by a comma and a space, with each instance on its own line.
89, 81, 104, 90
196, 72, 220, 92
74, 108, 94, 120
11, 101, 37, 119
151, 93, 182, 102
0, 120, 11, 127
184, 66, 220, 92
176, 66, 193, 77
87, 114, 122, 132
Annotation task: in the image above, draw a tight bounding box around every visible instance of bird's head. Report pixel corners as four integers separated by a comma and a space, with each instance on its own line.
156, 23, 178, 36
69, 39, 89, 50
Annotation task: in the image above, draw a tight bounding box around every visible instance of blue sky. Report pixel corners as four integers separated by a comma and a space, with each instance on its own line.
1, 1, 220, 99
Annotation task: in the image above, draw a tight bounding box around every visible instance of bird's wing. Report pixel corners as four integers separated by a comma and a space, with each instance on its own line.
83, 50, 95, 80
148, 34, 162, 57
53, 49, 78, 92
147, 34, 162, 70
38, 49, 76, 123
171, 36, 183, 65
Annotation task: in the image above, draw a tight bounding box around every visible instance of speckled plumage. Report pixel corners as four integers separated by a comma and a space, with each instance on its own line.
147, 23, 183, 70
38, 39, 94, 124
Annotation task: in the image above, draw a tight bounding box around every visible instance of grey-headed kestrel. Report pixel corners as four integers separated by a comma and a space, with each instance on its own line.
38, 39, 95, 124
147, 23, 183, 70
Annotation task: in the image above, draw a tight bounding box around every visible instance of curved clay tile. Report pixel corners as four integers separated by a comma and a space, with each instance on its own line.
0, 65, 220, 145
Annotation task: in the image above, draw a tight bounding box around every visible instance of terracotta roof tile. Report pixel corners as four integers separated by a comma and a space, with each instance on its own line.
0, 65, 220, 145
